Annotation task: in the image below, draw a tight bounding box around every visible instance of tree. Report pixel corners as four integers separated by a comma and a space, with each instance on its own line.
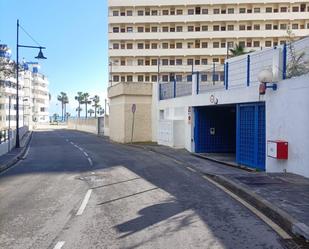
52, 113, 59, 122
229, 44, 246, 57
57, 92, 68, 121
97, 106, 104, 116
81, 93, 91, 118
91, 95, 100, 118
74, 92, 84, 118
88, 109, 95, 117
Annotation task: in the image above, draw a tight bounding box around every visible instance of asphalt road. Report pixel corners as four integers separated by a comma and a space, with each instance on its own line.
0, 129, 286, 249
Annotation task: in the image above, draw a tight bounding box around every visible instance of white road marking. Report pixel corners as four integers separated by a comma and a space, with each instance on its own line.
70, 141, 74, 145
76, 189, 92, 216
83, 152, 88, 157
202, 175, 291, 239
53, 241, 65, 249
78, 147, 84, 152
186, 166, 197, 173
87, 158, 93, 166
23, 146, 31, 159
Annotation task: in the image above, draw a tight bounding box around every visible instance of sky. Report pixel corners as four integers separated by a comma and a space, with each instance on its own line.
0, 0, 108, 116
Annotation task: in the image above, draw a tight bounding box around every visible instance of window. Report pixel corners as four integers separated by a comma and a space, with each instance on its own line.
151, 26, 158, 32
253, 41, 260, 47
202, 8, 208, 14
120, 60, 125, 66
239, 25, 246, 30
177, 9, 183, 15
195, 59, 200, 65
213, 25, 220, 31
195, 26, 200, 32
187, 42, 193, 48
292, 6, 299, 12
162, 43, 168, 49
170, 27, 175, 32
202, 25, 208, 31
120, 11, 125, 16
202, 42, 208, 48
273, 25, 278, 30
162, 26, 169, 32
170, 43, 175, 49
214, 9, 220, 14
292, 23, 299, 29
254, 8, 261, 13
201, 58, 208, 65
151, 59, 157, 65
187, 59, 193, 65
188, 26, 194, 32
120, 27, 125, 33
307, 23, 309, 29
201, 74, 207, 81
113, 75, 119, 82
265, 24, 272, 30
145, 75, 150, 82
239, 8, 246, 13
265, 41, 272, 47
280, 24, 287, 30
221, 42, 226, 48
137, 10, 144, 16
162, 59, 169, 65
187, 75, 192, 82
213, 42, 219, 48
151, 75, 157, 82
280, 7, 287, 12
196, 7, 201, 14
127, 43, 133, 49
113, 27, 119, 33
120, 76, 125, 82
137, 43, 144, 49
221, 26, 226, 31
137, 27, 144, 32
221, 9, 226, 14
137, 59, 144, 65
247, 9, 252, 13
162, 75, 169, 82
266, 7, 272, 13
239, 41, 245, 48
145, 9, 150, 16
176, 59, 183, 65
247, 26, 252, 30
176, 43, 182, 49
254, 24, 260, 30
112, 11, 119, 16
162, 9, 169, 15
227, 41, 234, 49
176, 26, 183, 32
228, 8, 234, 14
138, 75, 144, 82
228, 25, 234, 31
188, 9, 194, 15
145, 27, 150, 32
176, 75, 182, 81
246, 41, 252, 47
169, 59, 175, 65
127, 27, 133, 32
150, 10, 157, 16
113, 43, 119, 49
213, 74, 219, 81
151, 43, 158, 49
213, 58, 219, 63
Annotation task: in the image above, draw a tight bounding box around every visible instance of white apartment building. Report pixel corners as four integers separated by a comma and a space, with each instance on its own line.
0, 45, 50, 130
108, 0, 309, 85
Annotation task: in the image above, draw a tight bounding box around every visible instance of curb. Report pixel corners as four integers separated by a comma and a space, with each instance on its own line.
0, 131, 33, 174
205, 173, 309, 240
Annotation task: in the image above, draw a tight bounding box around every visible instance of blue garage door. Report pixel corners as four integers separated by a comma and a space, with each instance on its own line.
236, 103, 265, 171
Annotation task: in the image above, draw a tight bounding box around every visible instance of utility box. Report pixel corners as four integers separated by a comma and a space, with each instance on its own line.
267, 140, 288, 159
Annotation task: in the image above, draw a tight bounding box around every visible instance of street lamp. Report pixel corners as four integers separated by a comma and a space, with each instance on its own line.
16, 19, 47, 148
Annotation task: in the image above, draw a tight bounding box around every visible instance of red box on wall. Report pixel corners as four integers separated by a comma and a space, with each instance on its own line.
267, 140, 288, 160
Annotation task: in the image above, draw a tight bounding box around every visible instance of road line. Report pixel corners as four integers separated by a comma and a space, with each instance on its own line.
76, 189, 92, 216
53, 241, 65, 249
202, 175, 291, 239
65, 139, 69, 142
186, 166, 197, 172
87, 158, 93, 166
83, 152, 88, 157
70, 141, 74, 145
22, 146, 31, 159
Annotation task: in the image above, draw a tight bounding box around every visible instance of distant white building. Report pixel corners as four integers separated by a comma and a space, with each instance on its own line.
0, 44, 50, 130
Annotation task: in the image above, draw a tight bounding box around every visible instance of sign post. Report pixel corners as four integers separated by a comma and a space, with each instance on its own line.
131, 104, 136, 143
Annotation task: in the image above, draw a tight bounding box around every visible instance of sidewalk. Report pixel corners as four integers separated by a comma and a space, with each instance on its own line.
0, 131, 32, 173
131, 143, 309, 241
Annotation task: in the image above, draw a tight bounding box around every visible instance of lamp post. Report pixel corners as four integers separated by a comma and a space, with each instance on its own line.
16, 19, 47, 148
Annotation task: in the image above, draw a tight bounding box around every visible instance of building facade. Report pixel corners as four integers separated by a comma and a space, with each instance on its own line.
107, 0, 309, 143
0, 44, 50, 130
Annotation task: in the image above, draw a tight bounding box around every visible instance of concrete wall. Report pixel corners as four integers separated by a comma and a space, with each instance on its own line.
0, 126, 29, 156
266, 73, 309, 178
108, 82, 152, 143
67, 118, 99, 135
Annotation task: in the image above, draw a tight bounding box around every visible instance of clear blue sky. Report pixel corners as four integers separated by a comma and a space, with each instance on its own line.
0, 0, 108, 116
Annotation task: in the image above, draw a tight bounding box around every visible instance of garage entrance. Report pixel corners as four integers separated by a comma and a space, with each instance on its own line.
194, 102, 265, 171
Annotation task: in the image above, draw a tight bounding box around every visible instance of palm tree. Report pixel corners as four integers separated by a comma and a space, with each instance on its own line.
88, 109, 95, 117
57, 92, 68, 121
63, 95, 69, 121
52, 113, 59, 122
97, 106, 104, 116
75, 92, 84, 118
229, 44, 245, 57
91, 95, 100, 118
81, 93, 92, 118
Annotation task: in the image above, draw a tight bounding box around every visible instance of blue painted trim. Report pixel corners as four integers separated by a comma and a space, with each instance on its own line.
223, 63, 226, 87
159, 83, 162, 100
283, 43, 287, 80
194, 107, 199, 153
196, 72, 200, 94
254, 104, 259, 167
225, 62, 229, 90
173, 79, 176, 98
247, 55, 250, 86
236, 104, 240, 163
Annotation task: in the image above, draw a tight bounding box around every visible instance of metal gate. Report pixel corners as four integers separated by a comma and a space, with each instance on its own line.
236, 103, 265, 171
